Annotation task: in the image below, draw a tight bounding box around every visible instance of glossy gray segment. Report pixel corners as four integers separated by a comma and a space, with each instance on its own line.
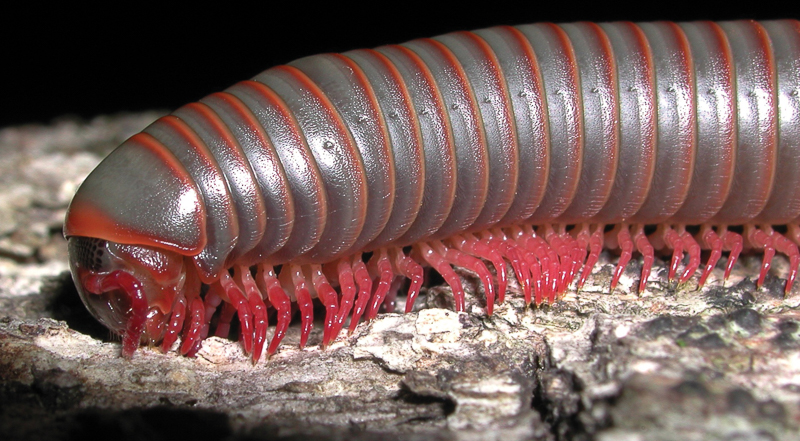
434, 32, 519, 231
173, 103, 267, 264
144, 117, 237, 279
254, 66, 368, 263
714, 21, 777, 223
200, 92, 295, 264
473, 26, 549, 226
376, 45, 456, 246
633, 22, 696, 222
343, 49, 425, 248
516, 23, 584, 222
672, 22, 736, 223
226, 81, 326, 263
558, 22, 619, 222
66, 135, 204, 253
289, 54, 395, 254
400, 38, 489, 240
759, 20, 800, 223
594, 22, 657, 223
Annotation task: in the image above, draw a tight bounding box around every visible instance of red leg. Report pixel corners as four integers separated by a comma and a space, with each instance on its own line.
286, 264, 313, 349
545, 224, 574, 296
218, 272, 254, 355
721, 227, 743, 281
186, 325, 208, 358
747, 225, 776, 288
257, 265, 290, 357
82, 271, 148, 357
203, 287, 222, 320
573, 224, 591, 288
180, 297, 205, 356
366, 249, 394, 320
658, 225, 683, 282
772, 230, 800, 295
678, 227, 701, 283
791, 224, 800, 243
383, 277, 404, 313
511, 226, 548, 304
697, 225, 722, 288
471, 233, 508, 303
309, 264, 339, 348
561, 228, 580, 294
179, 285, 220, 357
609, 224, 633, 292
524, 248, 543, 305
533, 227, 560, 303
198, 287, 223, 351
392, 248, 424, 313
433, 240, 496, 314
451, 233, 508, 305
349, 256, 373, 334
417, 242, 466, 312
517, 226, 558, 304
578, 224, 604, 289
566, 228, 584, 291
161, 293, 186, 353
500, 227, 544, 306
504, 240, 532, 304
108, 271, 148, 358
214, 302, 236, 338
543, 225, 563, 294
633, 224, 654, 294
332, 259, 356, 340
187, 284, 218, 359
486, 229, 531, 304
236, 266, 269, 363
163, 266, 200, 353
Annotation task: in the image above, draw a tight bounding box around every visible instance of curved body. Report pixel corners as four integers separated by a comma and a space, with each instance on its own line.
65, 20, 800, 361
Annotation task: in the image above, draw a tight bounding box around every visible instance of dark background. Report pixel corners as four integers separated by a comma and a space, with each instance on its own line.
3, 2, 798, 128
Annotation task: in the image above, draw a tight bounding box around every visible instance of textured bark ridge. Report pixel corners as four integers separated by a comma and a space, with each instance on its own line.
1, 115, 799, 441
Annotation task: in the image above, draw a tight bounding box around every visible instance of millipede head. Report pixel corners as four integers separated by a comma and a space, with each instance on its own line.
67, 236, 188, 357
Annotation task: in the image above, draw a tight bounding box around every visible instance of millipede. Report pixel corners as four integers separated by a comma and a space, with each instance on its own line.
64, 19, 800, 362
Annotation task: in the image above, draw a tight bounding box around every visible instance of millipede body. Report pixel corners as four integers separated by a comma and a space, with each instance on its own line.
65, 19, 800, 362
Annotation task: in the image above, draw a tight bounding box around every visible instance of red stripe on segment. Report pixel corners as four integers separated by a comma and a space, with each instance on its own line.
406, 38, 489, 237
180, 101, 267, 258
205, 90, 296, 258
494, 25, 550, 224
269, 64, 368, 261
378, 44, 457, 244
235, 79, 327, 261
454, 30, 519, 228
345, 48, 426, 246
64, 132, 207, 255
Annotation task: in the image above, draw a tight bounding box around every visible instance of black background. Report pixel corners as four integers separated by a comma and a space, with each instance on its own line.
3, 2, 797, 128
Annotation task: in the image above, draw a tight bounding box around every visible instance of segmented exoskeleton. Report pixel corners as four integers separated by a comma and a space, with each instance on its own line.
65, 19, 800, 362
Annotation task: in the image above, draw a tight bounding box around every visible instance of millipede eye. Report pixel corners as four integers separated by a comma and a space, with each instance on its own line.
71, 237, 108, 272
